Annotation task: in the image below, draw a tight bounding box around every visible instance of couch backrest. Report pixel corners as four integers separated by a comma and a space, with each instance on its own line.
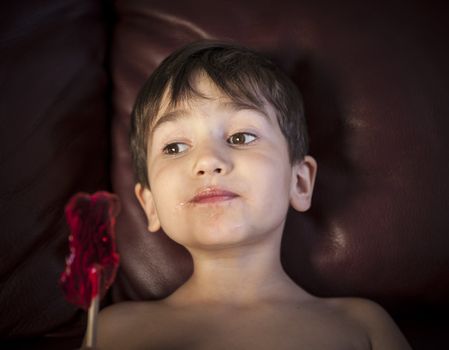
0, 0, 109, 338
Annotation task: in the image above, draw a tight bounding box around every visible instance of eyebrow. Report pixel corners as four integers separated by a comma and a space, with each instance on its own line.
150, 100, 271, 135
150, 109, 191, 136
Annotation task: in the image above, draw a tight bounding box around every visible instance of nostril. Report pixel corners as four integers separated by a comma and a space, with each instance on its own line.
197, 168, 223, 175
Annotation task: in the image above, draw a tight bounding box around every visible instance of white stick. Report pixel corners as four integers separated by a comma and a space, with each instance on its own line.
86, 294, 99, 348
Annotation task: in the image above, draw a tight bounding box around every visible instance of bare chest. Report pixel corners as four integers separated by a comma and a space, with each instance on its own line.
139, 306, 370, 350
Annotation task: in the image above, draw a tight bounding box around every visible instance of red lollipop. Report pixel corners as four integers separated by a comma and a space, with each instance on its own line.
60, 191, 120, 347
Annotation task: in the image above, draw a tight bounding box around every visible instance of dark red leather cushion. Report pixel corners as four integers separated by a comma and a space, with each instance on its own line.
0, 0, 109, 337
110, 0, 449, 328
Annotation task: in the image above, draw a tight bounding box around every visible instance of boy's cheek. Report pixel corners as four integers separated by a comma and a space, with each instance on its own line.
146, 160, 168, 187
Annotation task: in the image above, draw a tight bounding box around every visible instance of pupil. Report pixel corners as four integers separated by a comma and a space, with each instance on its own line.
234, 134, 243, 143
168, 144, 178, 154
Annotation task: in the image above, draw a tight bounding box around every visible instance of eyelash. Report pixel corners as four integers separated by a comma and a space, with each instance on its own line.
162, 132, 258, 155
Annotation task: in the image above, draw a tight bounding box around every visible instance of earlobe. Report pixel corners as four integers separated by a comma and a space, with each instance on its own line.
134, 183, 161, 232
290, 155, 318, 212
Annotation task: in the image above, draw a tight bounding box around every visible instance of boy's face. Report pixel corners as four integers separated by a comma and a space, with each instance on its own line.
136, 73, 316, 251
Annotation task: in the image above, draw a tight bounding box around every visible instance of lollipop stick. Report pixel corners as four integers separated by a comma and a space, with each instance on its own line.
86, 293, 99, 348
86, 267, 100, 349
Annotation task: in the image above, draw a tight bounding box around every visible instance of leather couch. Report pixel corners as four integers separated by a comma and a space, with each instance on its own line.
1, 1, 448, 348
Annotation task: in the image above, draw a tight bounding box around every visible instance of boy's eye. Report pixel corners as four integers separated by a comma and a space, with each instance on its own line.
227, 132, 257, 145
163, 142, 188, 155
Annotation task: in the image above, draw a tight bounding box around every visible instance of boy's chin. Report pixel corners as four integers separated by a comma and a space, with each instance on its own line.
174, 225, 271, 252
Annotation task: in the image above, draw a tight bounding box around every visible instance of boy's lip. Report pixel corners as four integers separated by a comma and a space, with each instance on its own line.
189, 186, 239, 204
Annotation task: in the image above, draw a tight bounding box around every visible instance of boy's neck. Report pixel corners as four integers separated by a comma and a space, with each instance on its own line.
166, 235, 311, 306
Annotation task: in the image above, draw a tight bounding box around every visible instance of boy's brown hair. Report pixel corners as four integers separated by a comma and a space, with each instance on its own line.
130, 40, 309, 188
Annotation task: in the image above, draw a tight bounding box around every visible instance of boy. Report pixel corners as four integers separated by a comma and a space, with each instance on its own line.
97, 40, 411, 349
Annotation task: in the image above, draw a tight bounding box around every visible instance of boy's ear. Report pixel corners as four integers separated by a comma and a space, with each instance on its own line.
134, 183, 161, 232
290, 155, 318, 212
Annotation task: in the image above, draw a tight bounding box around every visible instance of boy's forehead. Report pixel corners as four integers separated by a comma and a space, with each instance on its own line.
150, 74, 275, 133
153, 73, 225, 122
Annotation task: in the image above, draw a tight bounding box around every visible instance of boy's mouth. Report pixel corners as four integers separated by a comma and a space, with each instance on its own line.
189, 187, 239, 204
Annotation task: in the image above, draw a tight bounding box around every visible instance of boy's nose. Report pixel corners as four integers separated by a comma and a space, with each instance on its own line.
192, 144, 232, 177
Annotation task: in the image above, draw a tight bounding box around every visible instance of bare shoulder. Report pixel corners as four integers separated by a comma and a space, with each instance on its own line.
98, 300, 153, 325
327, 297, 412, 350
97, 300, 168, 349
